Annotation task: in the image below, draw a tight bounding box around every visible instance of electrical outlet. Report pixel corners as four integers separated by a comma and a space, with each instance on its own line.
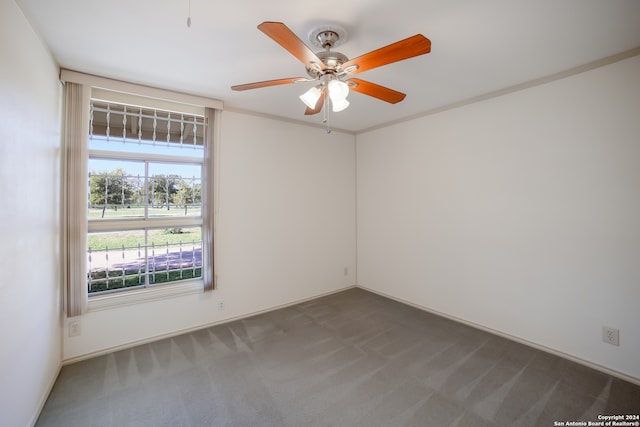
218, 300, 225, 311
602, 326, 619, 346
344, 267, 349, 276
69, 320, 81, 337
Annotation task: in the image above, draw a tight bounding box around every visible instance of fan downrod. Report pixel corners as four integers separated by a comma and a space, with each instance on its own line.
308, 25, 347, 49
316, 30, 340, 49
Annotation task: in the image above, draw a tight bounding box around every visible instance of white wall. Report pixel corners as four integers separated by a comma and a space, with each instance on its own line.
0, 1, 63, 426
357, 55, 640, 381
63, 111, 356, 359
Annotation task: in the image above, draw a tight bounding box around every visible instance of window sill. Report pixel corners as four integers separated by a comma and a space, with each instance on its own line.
88, 279, 204, 311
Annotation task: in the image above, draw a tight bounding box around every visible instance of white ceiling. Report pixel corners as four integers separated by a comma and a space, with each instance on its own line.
17, 0, 640, 133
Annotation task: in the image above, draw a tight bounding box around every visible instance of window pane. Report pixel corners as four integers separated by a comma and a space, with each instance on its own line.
87, 230, 147, 293
87, 227, 203, 295
88, 160, 202, 220
88, 159, 146, 220
148, 162, 202, 218
147, 226, 202, 285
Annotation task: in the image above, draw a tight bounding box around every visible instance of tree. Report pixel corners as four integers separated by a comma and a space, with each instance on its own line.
149, 174, 180, 210
89, 168, 136, 209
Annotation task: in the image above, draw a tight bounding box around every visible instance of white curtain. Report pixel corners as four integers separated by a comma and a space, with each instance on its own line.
63, 82, 90, 316
202, 107, 219, 291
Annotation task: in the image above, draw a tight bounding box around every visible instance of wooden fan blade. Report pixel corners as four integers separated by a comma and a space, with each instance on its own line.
231, 77, 308, 91
342, 34, 431, 75
348, 78, 406, 104
258, 22, 326, 71
304, 90, 326, 115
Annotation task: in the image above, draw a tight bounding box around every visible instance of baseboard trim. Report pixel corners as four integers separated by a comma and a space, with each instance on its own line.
62, 285, 356, 365
357, 285, 640, 387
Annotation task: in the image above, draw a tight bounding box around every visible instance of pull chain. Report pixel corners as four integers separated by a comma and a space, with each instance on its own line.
323, 87, 332, 134
186, 0, 192, 27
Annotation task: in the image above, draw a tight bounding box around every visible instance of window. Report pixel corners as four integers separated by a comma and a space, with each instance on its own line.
86, 99, 207, 295
62, 75, 220, 316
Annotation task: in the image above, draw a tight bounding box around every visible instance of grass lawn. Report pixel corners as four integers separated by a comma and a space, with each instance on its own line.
89, 268, 202, 293
88, 227, 202, 250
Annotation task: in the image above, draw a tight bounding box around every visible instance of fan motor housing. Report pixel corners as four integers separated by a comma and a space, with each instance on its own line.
306, 50, 350, 79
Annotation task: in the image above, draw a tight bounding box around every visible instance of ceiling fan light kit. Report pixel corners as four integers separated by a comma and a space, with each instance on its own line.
231, 21, 431, 132
328, 79, 349, 100
331, 97, 349, 113
328, 79, 350, 112
299, 85, 323, 109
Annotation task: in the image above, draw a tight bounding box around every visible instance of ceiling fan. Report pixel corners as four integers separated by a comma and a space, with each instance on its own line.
231, 22, 431, 118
